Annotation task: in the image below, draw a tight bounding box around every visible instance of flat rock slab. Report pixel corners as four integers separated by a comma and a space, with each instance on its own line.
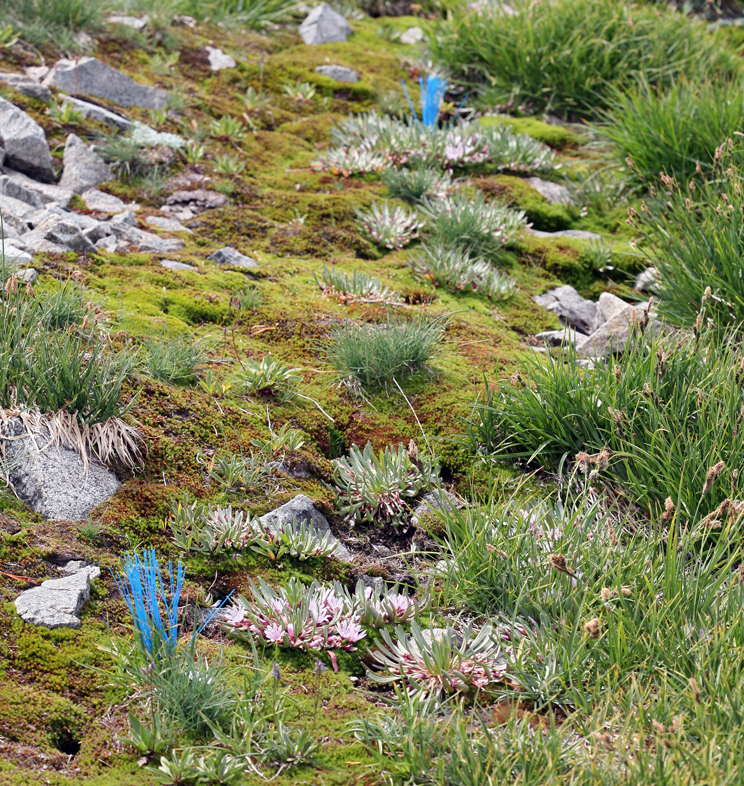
0, 175, 45, 209
535, 328, 580, 347
524, 177, 571, 205
82, 188, 128, 213
529, 228, 603, 241
207, 246, 257, 268
3, 419, 119, 520
59, 134, 111, 194
21, 215, 96, 254
161, 259, 194, 270
577, 303, 654, 358
635, 267, 657, 292
146, 215, 192, 233
260, 493, 352, 561
400, 26, 424, 44
3, 168, 73, 207
0, 72, 52, 102
164, 189, 228, 213
15, 564, 100, 629
315, 65, 358, 82
107, 14, 149, 29
205, 46, 236, 71
411, 490, 458, 527
60, 94, 133, 131
107, 221, 185, 253
51, 57, 168, 110
0, 97, 56, 183
299, 3, 352, 44
533, 284, 598, 335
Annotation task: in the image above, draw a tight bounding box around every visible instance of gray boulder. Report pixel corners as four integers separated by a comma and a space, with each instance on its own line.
577, 303, 655, 358
207, 246, 257, 268
59, 95, 133, 131
2, 240, 34, 266
15, 564, 100, 629
110, 209, 138, 226
0, 97, 56, 183
299, 3, 352, 45
260, 494, 351, 561
0, 72, 52, 102
0, 192, 37, 221
59, 134, 111, 194
146, 215, 192, 233
2, 418, 120, 521
161, 259, 194, 271
21, 215, 96, 254
596, 291, 631, 325
533, 284, 598, 335
635, 267, 657, 292
2, 168, 73, 207
411, 490, 458, 527
0, 175, 44, 209
51, 57, 169, 110
163, 189, 228, 219
534, 328, 580, 347
315, 65, 358, 83
524, 176, 571, 205
81, 188, 128, 213
205, 46, 236, 71
107, 221, 184, 253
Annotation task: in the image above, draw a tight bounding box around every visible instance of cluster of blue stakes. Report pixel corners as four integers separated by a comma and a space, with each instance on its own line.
112, 549, 229, 660
400, 74, 467, 129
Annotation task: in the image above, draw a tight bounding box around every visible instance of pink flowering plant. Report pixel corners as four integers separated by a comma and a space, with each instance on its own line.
169, 499, 337, 561
332, 441, 440, 527
325, 112, 554, 174
223, 577, 427, 653
367, 620, 508, 699
354, 201, 426, 250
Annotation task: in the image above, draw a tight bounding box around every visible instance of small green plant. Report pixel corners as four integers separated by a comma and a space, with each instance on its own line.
237, 357, 302, 399
242, 86, 271, 111
282, 80, 316, 102
324, 313, 450, 390
0, 24, 19, 48
355, 201, 426, 250
382, 166, 453, 205
406, 244, 517, 300
251, 422, 305, 455
214, 154, 245, 174
198, 369, 232, 396
238, 285, 262, 310
313, 265, 401, 305
125, 713, 173, 757
149, 51, 180, 77
198, 448, 277, 494
77, 517, 106, 543
376, 22, 401, 41
148, 108, 168, 127
263, 723, 319, 769
210, 115, 245, 142
568, 166, 631, 214
420, 191, 526, 260
180, 141, 206, 164
333, 441, 439, 526
166, 88, 192, 113
100, 135, 147, 182
143, 330, 212, 386
46, 98, 84, 126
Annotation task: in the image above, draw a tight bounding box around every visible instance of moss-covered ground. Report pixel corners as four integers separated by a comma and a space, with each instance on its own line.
0, 11, 647, 784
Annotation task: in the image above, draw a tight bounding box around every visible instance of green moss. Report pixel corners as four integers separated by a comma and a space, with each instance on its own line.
514, 234, 596, 294
475, 174, 574, 232
482, 115, 584, 150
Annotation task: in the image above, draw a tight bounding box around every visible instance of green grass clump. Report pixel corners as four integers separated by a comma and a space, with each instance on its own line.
0, 0, 102, 50
638, 154, 744, 330
469, 324, 744, 521
431, 0, 740, 119
324, 314, 450, 390
601, 78, 744, 186
143, 330, 213, 387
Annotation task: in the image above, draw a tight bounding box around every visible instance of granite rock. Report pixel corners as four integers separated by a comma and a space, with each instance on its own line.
0, 97, 56, 182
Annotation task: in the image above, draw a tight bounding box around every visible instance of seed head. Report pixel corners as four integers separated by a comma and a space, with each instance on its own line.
661, 497, 675, 525
601, 587, 612, 602
689, 677, 701, 703
548, 553, 567, 573
584, 618, 601, 639
702, 461, 725, 495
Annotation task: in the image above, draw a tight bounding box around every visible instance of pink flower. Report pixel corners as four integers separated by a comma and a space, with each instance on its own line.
264, 623, 285, 643
335, 619, 366, 643
223, 605, 246, 627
